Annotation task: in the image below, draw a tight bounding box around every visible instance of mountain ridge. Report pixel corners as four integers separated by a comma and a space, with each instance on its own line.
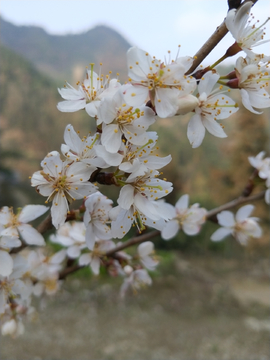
0, 17, 131, 82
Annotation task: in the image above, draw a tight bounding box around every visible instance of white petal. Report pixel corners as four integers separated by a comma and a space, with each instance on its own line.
203, 117, 227, 138
211, 227, 233, 241
241, 89, 262, 114
118, 185, 134, 209
90, 257, 101, 275
138, 241, 154, 257
79, 253, 92, 266
236, 204, 254, 222
161, 220, 179, 240
18, 205, 49, 223
187, 114, 206, 148
0, 250, 13, 276
18, 224, 46, 246
198, 71, 219, 95
57, 99, 86, 112
175, 194, 189, 210
217, 211, 235, 227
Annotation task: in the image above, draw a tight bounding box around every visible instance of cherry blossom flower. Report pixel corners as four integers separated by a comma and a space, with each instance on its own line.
27, 249, 66, 296
0, 254, 32, 315
0, 235, 21, 277
110, 170, 172, 237
0, 205, 49, 246
50, 221, 87, 258
84, 192, 113, 250
124, 47, 196, 118
1, 318, 25, 338
79, 240, 115, 275
97, 86, 156, 153
118, 132, 172, 181
225, 1, 270, 59
234, 56, 270, 114
248, 151, 270, 179
120, 266, 152, 297
61, 125, 108, 168
31, 152, 97, 229
187, 71, 239, 148
138, 242, 159, 271
211, 204, 262, 245
161, 194, 207, 240
57, 64, 120, 117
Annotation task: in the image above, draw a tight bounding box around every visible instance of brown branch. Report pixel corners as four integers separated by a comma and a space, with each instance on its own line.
206, 190, 265, 221
59, 264, 82, 280
185, 0, 258, 75
105, 230, 160, 257
36, 214, 53, 234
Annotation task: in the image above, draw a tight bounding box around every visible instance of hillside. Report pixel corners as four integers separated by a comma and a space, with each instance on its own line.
0, 45, 94, 207
0, 17, 130, 82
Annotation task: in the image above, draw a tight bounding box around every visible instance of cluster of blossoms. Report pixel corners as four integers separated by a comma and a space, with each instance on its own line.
248, 151, 270, 204
1, 2, 269, 337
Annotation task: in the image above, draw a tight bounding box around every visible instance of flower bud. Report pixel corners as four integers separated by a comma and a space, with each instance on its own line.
175, 94, 199, 115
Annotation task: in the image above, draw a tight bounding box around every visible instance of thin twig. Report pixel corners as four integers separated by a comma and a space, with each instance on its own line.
206, 191, 265, 220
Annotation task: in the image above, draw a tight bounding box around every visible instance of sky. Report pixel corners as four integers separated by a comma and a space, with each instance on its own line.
1, 0, 270, 65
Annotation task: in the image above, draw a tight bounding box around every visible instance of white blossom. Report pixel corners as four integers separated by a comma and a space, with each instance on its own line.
97, 85, 156, 153
118, 132, 172, 182
248, 151, 270, 179
0, 205, 48, 246
120, 267, 152, 297
161, 194, 207, 240
125, 47, 196, 118
187, 71, 238, 148
79, 240, 115, 275
225, 1, 270, 59
211, 204, 262, 245
138, 241, 159, 271
57, 65, 120, 117
50, 221, 87, 258
31, 151, 97, 229
235, 56, 270, 114
84, 192, 113, 250
1, 318, 25, 338
61, 125, 108, 168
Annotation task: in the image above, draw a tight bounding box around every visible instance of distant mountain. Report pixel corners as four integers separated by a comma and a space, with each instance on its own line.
0, 17, 131, 82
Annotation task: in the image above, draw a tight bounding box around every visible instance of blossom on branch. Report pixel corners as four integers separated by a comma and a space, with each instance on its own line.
97, 86, 156, 153
187, 71, 238, 148
234, 56, 270, 114
118, 132, 172, 181
31, 152, 97, 229
84, 192, 113, 250
57, 64, 120, 117
50, 221, 87, 258
138, 241, 159, 271
125, 47, 196, 118
161, 194, 207, 240
120, 266, 152, 297
0, 205, 49, 246
225, 1, 270, 59
61, 125, 108, 168
79, 240, 115, 275
211, 204, 262, 245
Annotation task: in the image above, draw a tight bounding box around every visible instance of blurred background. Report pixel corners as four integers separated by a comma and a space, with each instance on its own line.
0, 1, 269, 359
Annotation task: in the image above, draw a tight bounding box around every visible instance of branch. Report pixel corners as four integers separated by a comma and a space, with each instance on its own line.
206, 190, 265, 221
105, 230, 160, 257
185, 0, 258, 75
